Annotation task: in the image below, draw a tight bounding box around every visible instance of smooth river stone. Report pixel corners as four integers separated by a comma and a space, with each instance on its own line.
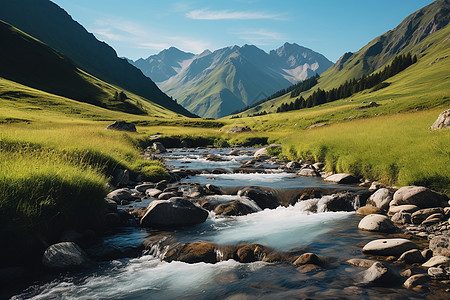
422, 256, 450, 267
388, 204, 419, 216
362, 238, 419, 257
358, 214, 395, 233
324, 173, 358, 184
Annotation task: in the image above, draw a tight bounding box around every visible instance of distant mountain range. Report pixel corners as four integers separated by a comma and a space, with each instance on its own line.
130, 43, 333, 118
0, 0, 196, 117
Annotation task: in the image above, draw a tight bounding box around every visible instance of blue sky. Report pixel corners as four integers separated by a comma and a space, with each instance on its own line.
51, 0, 435, 62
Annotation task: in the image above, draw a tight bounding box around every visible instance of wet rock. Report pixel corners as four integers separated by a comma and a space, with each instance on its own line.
367, 188, 393, 210
106, 188, 137, 203
422, 249, 433, 261
298, 189, 322, 201
214, 200, 255, 216
254, 148, 269, 160
145, 188, 162, 198
391, 211, 412, 224
428, 267, 448, 279
324, 192, 359, 212
411, 207, 444, 224
324, 173, 358, 184
422, 217, 442, 226
286, 161, 301, 169
429, 109, 450, 130
362, 238, 419, 257
106, 120, 136, 132
297, 264, 322, 273
155, 180, 168, 190
358, 214, 396, 233
152, 142, 166, 153
398, 249, 424, 264
236, 244, 270, 263
359, 262, 400, 286
105, 198, 117, 211
158, 192, 178, 200
356, 206, 385, 216
346, 258, 376, 268
391, 186, 448, 208
42, 242, 91, 269
205, 184, 222, 195
293, 253, 323, 267
388, 204, 419, 216
211, 168, 230, 174
422, 256, 450, 268
403, 274, 430, 289
206, 154, 225, 161
104, 212, 121, 227
237, 187, 279, 209
297, 168, 320, 177
429, 235, 450, 257
135, 183, 155, 193
400, 269, 413, 277
140, 197, 209, 228
164, 242, 217, 263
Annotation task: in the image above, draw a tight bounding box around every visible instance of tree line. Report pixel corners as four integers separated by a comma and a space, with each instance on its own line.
277, 53, 417, 113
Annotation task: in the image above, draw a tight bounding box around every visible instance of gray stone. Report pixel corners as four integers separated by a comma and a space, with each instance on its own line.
428, 267, 447, 279
106, 121, 136, 132
158, 192, 178, 200
368, 188, 393, 210
359, 262, 399, 286
106, 188, 136, 203
135, 183, 155, 193
392, 186, 447, 208
369, 182, 383, 191
111, 168, 130, 187
227, 126, 251, 133
346, 258, 376, 268
152, 142, 166, 153
141, 197, 209, 228
42, 242, 90, 269
429, 235, 450, 257
391, 211, 411, 224
237, 187, 278, 209
214, 200, 256, 216
429, 109, 450, 130
145, 188, 162, 198
254, 148, 269, 159
411, 207, 444, 224
398, 249, 424, 264
358, 214, 396, 233
313, 162, 325, 170
422, 256, 450, 268
324, 173, 358, 184
403, 274, 430, 289
356, 206, 385, 216
388, 205, 419, 216
297, 168, 320, 177
362, 238, 419, 257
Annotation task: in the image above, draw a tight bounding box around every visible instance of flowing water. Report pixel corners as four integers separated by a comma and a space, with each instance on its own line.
11, 148, 437, 299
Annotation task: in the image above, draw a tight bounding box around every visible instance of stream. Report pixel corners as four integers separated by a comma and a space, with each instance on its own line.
12, 148, 436, 299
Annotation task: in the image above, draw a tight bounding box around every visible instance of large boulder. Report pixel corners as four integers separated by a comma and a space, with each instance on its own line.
429, 109, 450, 130
237, 187, 279, 209
362, 238, 419, 257
359, 262, 400, 286
323, 192, 359, 212
358, 214, 396, 233
152, 142, 166, 153
391, 186, 448, 208
367, 188, 393, 210
429, 235, 450, 257
140, 197, 209, 228
164, 242, 217, 264
411, 207, 444, 224
106, 121, 136, 132
42, 242, 90, 269
324, 173, 358, 184
214, 200, 256, 216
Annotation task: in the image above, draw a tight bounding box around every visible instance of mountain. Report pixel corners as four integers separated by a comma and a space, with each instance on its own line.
240, 0, 450, 115
0, 0, 196, 117
132, 43, 333, 118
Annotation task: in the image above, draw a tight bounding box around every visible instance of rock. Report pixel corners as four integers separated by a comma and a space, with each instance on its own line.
422, 217, 442, 226
111, 168, 130, 187
296, 264, 322, 273
152, 142, 166, 153
286, 161, 301, 169
388, 205, 419, 216
369, 182, 383, 191
403, 274, 430, 289
236, 244, 270, 263
324, 192, 359, 212
214, 200, 256, 216
237, 187, 279, 210
368, 188, 393, 210
158, 192, 178, 200
398, 249, 424, 264
422, 256, 450, 268
391, 211, 412, 224
358, 214, 396, 233
429, 109, 450, 130
164, 242, 217, 263
346, 258, 376, 268
145, 188, 162, 198
105, 198, 117, 210
428, 267, 447, 279
155, 180, 168, 190
357, 102, 380, 109
254, 147, 269, 159
206, 154, 225, 161
205, 184, 221, 195
140, 197, 209, 228
227, 126, 251, 133
228, 150, 240, 155
42, 242, 90, 269
105, 120, 136, 132
324, 173, 358, 184
391, 186, 448, 208
293, 253, 323, 267
422, 249, 433, 261
297, 168, 320, 177
429, 235, 450, 257
359, 262, 399, 286
411, 207, 444, 224
104, 212, 121, 227
135, 183, 155, 193
106, 188, 136, 203
362, 238, 419, 257
211, 168, 230, 174
313, 162, 325, 170
400, 269, 413, 277
356, 206, 385, 216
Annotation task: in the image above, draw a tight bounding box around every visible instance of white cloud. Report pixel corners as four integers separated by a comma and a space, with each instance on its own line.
186, 9, 282, 20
